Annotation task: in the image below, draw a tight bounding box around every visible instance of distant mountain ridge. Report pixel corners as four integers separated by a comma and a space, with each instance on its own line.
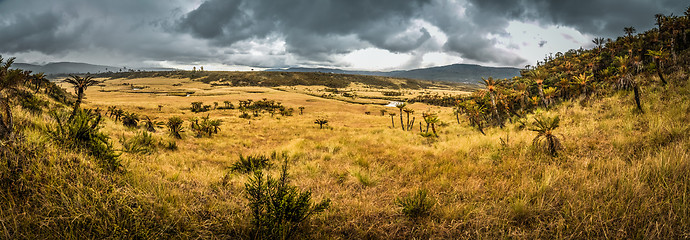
12, 62, 176, 75
267, 64, 521, 83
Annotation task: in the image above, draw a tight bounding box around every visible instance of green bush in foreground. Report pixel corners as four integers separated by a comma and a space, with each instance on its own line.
244, 157, 330, 239
396, 189, 435, 220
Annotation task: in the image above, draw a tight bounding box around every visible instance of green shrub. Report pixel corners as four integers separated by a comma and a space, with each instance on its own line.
166, 116, 184, 139
230, 154, 272, 173
121, 112, 140, 128
163, 140, 178, 151
47, 109, 121, 171
18, 91, 48, 115
120, 131, 157, 154
244, 158, 330, 239
189, 115, 221, 137
396, 189, 435, 220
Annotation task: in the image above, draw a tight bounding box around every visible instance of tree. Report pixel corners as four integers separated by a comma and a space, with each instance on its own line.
615, 56, 644, 113
422, 112, 440, 137
482, 77, 504, 127
592, 37, 605, 54
31, 72, 48, 93
63, 75, 100, 121
0, 56, 28, 140
395, 102, 407, 130
143, 116, 162, 132
121, 112, 140, 128
647, 49, 669, 85
314, 118, 328, 129
530, 115, 562, 156
624, 26, 636, 39
530, 70, 549, 108
389, 113, 396, 128
403, 108, 414, 131
298, 106, 305, 115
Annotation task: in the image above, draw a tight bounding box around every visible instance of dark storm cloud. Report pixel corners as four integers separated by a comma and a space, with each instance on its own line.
178, 0, 433, 60
466, 0, 687, 37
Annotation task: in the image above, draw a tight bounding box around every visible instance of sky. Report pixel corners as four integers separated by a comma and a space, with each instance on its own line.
0, 0, 687, 71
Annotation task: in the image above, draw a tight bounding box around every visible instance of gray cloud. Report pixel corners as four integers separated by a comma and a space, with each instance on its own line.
465, 0, 687, 38
0, 0, 688, 70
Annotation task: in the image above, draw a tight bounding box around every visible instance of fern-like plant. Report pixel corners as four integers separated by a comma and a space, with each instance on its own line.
530, 115, 562, 156
166, 116, 184, 139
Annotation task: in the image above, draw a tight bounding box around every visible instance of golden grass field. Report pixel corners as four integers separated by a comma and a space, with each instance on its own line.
4, 72, 689, 239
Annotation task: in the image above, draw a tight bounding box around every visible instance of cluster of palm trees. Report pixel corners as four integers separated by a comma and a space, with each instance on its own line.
450, 9, 690, 135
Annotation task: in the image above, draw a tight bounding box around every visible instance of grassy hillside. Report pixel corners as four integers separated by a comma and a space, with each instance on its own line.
87, 70, 475, 91
1, 8, 690, 240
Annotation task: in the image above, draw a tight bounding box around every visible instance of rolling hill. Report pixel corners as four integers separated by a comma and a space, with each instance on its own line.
267, 63, 521, 83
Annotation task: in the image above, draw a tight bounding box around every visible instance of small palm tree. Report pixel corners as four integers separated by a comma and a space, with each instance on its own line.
530, 115, 562, 156
530, 70, 549, 108
422, 112, 440, 137
389, 113, 396, 128
121, 112, 140, 128
298, 106, 305, 115
481, 77, 503, 126
314, 118, 328, 129
143, 116, 162, 132
647, 49, 669, 85
167, 116, 184, 139
0, 56, 28, 140
64, 75, 101, 121
403, 108, 414, 131
395, 102, 407, 130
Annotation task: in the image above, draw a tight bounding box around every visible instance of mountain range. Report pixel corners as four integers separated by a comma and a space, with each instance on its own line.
267, 64, 522, 83
12, 62, 176, 75
13, 61, 521, 83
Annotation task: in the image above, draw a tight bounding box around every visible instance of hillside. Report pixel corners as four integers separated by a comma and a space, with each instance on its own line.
267, 63, 521, 83
88, 70, 477, 91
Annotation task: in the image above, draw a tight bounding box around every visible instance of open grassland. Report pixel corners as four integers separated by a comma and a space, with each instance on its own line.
4, 72, 687, 239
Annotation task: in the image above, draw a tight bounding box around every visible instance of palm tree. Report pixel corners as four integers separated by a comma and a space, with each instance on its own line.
530, 115, 562, 156
530, 70, 549, 108
615, 56, 644, 113
167, 116, 184, 139
592, 37, 605, 54
395, 102, 407, 130
389, 113, 396, 128
64, 75, 100, 121
422, 112, 440, 136
514, 82, 529, 112
314, 118, 328, 129
121, 112, 140, 128
543, 87, 557, 107
647, 49, 669, 85
482, 77, 504, 127
573, 73, 592, 97
403, 108, 414, 131
298, 106, 305, 115
0, 56, 28, 140
624, 26, 636, 39
143, 116, 162, 132
380, 109, 387, 116
31, 72, 48, 93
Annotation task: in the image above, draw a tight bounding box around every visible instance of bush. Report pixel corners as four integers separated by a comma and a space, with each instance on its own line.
47, 109, 121, 171
230, 154, 272, 173
121, 112, 140, 128
189, 115, 221, 137
244, 158, 330, 239
396, 189, 435, 220
120, 131, 157, 154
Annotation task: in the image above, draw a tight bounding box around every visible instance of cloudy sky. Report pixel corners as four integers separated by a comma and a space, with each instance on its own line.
0, 0, 686, 71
